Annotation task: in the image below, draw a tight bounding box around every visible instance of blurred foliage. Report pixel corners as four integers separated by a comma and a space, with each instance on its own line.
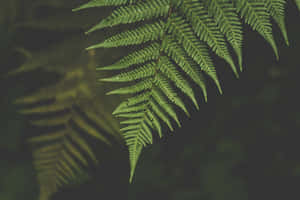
1, 1, 300, 200
1, 0, 127, 199
12, 41, 124, 199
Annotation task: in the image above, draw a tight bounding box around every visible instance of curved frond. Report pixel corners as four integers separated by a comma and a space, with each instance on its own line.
13, 47, 122, 199
75, 0, 298, 182
235, 0, 279, 59
205, 0, 243, 69
265, 0, 289, 45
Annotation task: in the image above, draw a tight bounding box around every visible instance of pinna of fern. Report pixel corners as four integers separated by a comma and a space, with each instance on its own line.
74, 0, 299, 182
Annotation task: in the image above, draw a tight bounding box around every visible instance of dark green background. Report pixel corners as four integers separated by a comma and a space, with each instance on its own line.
1, 1, 300, 200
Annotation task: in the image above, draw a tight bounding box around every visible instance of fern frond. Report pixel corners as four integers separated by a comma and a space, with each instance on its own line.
235, 0, 279, 59
158, 56, 198, 109
162, 36, 208, 100
265, 0, 289, 45
179, 0, 238, 76
13, 47, 122, 199
76, 0, 298, 182
21, 98, 116, 199
205, 0, 243, 69
165, 14, 222, 91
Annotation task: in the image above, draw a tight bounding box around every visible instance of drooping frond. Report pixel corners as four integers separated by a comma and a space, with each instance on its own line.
22, 99, 119, 200
75, 0, 297, 182
204, 0, 243, 69
265, 0, 289, 45
12, 46, 122, 199
178, 0, 238, 76
235, 0, 279, 59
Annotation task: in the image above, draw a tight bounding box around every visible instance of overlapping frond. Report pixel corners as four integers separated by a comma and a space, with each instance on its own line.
265, 0, 289, 45
204, 0, 243, 69
20, 99, 118, 200
12, 49, 122, 199
75, 0, 297, 182
235, 0, 279, 59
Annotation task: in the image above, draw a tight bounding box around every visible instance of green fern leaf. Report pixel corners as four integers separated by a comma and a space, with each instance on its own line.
12, 45, 123, 199
235, 0, 279, 59
265, 0, 289, 46
205, 0, 243, 69
75, 0, 298, 182
179, 1, 239, 77
20, 96, 118, 199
